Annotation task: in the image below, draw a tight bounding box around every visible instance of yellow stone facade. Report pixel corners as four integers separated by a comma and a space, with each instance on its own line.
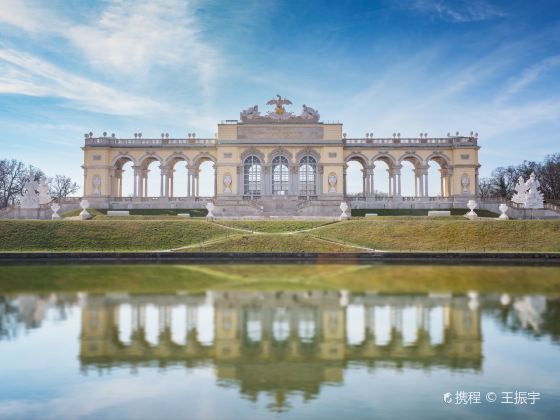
81, 97, 480, 212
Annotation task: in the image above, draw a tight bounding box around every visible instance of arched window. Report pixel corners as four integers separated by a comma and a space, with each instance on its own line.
272, 156, 289, 195
243, 155, 262, 196
298, 156, 317, 196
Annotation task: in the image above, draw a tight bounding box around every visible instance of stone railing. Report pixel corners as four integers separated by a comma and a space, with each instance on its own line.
85, 138, 216, 147
343, 136, 477, 147
346, 195, 452, 201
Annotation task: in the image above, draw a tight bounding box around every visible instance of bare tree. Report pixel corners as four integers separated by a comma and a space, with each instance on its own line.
49, 175, 79, 200
477, 177, 495, 199
538, 153, 560, 202
485, 155, 559, 202
0, 159, 44, 208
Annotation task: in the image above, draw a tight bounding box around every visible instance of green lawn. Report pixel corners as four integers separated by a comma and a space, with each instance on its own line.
311, 219, 560, 252
179, 233, 357, 252
215, 220, 333, 232
0, 220, 230, 251
1, 218, 559, 252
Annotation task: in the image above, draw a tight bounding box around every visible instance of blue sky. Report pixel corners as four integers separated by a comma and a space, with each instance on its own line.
1, 0, 559, 196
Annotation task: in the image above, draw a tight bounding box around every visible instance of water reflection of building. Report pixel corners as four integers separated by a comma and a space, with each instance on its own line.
79, 291, 482, 404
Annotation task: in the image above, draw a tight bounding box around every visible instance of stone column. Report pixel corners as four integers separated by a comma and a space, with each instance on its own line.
290, 164, 298, 196
237, 165, 244, 196
213, 164, 218, 198
144, 172, 149, 197
388, 168, 393, 196
447, 169, 453, 197
118, 173, 123, 198
343, 164, 348, 197
168, 168, 175, 198
317, 164, 323, 195
395, 165, 402, 197
362, 168, 367, 196
192, 168, 199, 197
159, 165, 166, 197
424, 171, 429, 197
263, 164, 271, 196
365, 166, 375, 197
132, 166, 140, 197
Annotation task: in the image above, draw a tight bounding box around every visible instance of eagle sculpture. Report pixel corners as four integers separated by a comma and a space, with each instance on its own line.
266, 94, 292, 115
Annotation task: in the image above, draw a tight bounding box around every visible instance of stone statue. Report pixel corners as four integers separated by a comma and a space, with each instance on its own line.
51, 203, 61, 220
79, 199, 91, 220
512, 176, 527, 205
328, 173, 337, 193
339, 202, 349, 220
92, 176, 102, 196
461, 174, 470, 194
223, 174, 232, 193
206, 202, 215, 220
240, 105, 260, 121
20, 179, 40, 209
300, 104, 320, 121
524, 172, 544, 209
38, 178, 52, 205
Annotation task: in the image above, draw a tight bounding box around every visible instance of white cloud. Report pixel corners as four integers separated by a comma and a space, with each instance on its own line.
0, 0, 222, 96
498, 55, 560, 102
0, 48, 167, 116
410, 0, 505, 22
0, 0, 50, 32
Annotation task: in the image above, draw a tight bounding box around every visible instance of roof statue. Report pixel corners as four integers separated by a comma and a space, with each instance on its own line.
240, 95, 320, 123
240, 105, 261, 120
266, 94, 293, 115
301, 104, 320, 120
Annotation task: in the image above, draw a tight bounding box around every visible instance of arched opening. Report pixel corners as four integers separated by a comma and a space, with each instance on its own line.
170, 159, 188, 197
272, 156, 289, 195
298, 155, 317, 197
399, 156, 422, 197
113, 157, 135, 197
243, 155, 262, 197
372, 157, 392, 196
143, 159, 161, 197
345, 157, 367, 196
427, 156, 451, 197
198, 160, 215, 197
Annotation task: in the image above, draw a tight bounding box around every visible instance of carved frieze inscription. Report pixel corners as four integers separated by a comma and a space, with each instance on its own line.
238, 125, 324, 140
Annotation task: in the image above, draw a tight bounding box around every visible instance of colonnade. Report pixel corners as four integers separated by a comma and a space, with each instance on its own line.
110, 164, 208, 198
349, 162, 453, 198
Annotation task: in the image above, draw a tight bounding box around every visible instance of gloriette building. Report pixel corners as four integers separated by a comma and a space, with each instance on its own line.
82, 95, 480, 216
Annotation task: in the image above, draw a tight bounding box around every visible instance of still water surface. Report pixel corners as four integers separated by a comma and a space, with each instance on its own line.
0, 264, 559, 419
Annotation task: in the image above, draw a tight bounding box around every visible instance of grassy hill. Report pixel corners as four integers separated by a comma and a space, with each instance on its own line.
0, 218, 559, 252
311, 219, 560, 252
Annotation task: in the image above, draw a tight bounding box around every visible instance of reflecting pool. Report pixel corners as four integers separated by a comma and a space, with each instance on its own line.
1, 264, 560, 419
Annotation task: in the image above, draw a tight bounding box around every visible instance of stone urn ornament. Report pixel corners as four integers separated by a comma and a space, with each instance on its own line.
79, 199, 92, 220
498, 203, 509, 220
51, 203, 61, 220
339, 202, 349, 220
206, 202, 215, 220
465, 199, 478, 219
